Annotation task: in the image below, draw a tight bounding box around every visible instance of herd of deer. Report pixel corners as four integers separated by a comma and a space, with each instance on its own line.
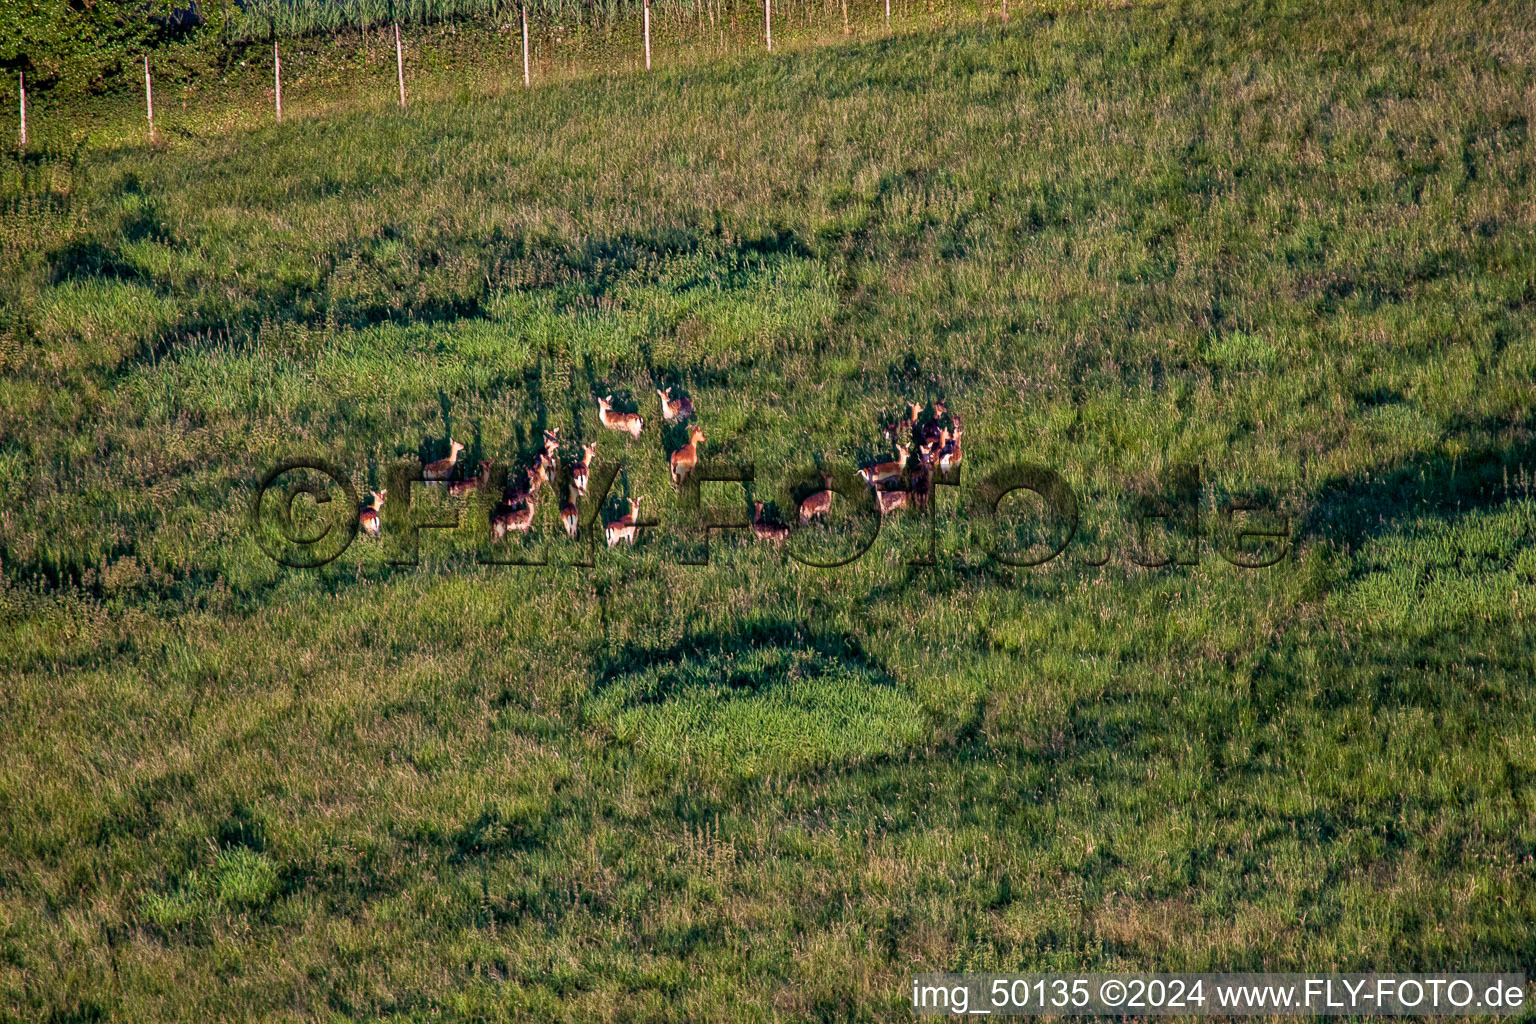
358, 388, 962, 549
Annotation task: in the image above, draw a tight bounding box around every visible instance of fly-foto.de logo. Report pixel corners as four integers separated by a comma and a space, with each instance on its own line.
250, 448, 1290, 574
250, 396, 1289, 571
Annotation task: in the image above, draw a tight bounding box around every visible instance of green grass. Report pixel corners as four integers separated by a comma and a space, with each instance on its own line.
3, 0, 1536, 1019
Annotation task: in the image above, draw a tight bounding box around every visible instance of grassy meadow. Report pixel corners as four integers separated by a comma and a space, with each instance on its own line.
3, 0, 1536, 1019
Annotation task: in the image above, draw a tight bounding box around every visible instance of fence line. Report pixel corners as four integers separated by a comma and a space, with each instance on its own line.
8, 0, 977, 146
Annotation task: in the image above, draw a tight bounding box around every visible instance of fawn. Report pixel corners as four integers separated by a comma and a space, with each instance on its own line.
597, 395, 644, 438
571, 443, 597, 496
423, 439, 464, 481
657, 386, 695, 422
604, 497, 643, 547
669, 424, 705, 486
359, 489, 387, 536
751, 501, 791, 543
858, 445, 909, 487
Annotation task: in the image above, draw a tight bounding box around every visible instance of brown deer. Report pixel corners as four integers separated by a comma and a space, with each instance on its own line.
669, 424, 705, 486
529, 451, 557, 493
657, 386, 695, 422
559, 485, 580, 539
799, 473, 835, 523
920, 400, 948, 446
422, 439, 464, 481
597, 395, 644, 439
907, 462, 931, 509
858, 445, 908, 487
751, 501, 790, 543
490, 500, 534, 540
936, 428, 962, 474
447, 460, 491, 498
359, 489, 387, 536
571, 443, 597, 497
875, 487, 910, 515
604, 497, 643, 547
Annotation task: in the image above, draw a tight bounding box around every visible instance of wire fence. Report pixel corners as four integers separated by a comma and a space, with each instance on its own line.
6, 0, 999, 151
220, 0, 860, 41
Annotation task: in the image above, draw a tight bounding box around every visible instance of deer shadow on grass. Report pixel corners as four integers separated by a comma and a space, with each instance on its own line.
44, 208, 815, 395
1297, 414, 1536, 554
590, 619, 901, 708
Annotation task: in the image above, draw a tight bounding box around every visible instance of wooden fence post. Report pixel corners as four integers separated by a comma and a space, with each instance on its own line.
274, 42, 283, 122
765, 0, 772, 49
644, 0, 652, 69
885, 0, 891, 28
144, 55, 155, 141
17, 71, 25, 150
521, 5, 530, 87
394, 23, 406, 108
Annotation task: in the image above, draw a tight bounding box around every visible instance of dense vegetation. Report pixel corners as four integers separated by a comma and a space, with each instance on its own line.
1, 0, 200, 96
2, 0, 1534, 1019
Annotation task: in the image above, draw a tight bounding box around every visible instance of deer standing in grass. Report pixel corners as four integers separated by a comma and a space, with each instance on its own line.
423, 439, 464, 481
597, 395, 644, 438
605, 497, 643, 547
491, 463, 546, 539
359, 490, 387, 536
657, 386, 695, 422
530, 451, 557, 493
907, 462, 931, 509
936, 426, 963, 474
571, 443, 596, 497
670, 424, 705, 486
799, 473, 835, 523
559, 485, 580, 539
858, 445, 908, 487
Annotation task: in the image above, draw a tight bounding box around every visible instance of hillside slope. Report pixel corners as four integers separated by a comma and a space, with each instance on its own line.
2, 1, 1534, 1019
